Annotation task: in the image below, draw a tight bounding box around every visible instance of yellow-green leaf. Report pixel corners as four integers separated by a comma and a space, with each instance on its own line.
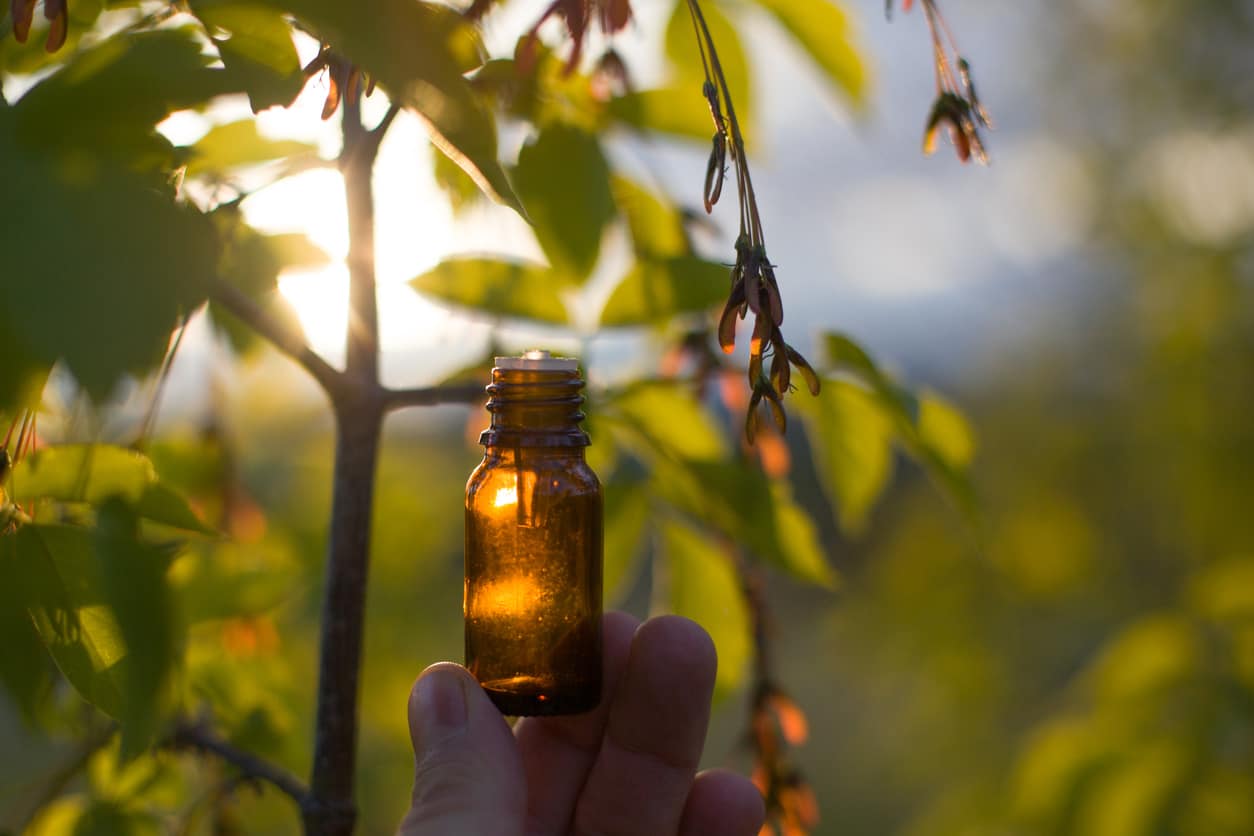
751, 0, 869, 107
659, 518, 751, 700
600, 256, 727, 328
410, 258, 568, 324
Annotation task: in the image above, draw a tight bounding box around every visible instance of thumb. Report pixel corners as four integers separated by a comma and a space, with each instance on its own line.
399, 663, 526, 836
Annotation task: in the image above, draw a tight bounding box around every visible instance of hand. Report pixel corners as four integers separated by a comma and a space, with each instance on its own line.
399, 612, 765, 836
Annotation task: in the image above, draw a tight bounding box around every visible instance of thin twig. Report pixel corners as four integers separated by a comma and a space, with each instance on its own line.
207, 277, 345, 400
136, 316, 189, 448
168, 720, 310, 805
382, 382, 485, 412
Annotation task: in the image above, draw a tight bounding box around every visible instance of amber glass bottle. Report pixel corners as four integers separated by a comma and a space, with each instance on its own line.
464, 352, 603, 716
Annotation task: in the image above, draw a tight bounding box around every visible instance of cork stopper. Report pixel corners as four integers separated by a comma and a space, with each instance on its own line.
494, 350, 578, 372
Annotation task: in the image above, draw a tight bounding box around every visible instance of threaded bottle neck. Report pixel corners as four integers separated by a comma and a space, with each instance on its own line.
479, 360, 589, 448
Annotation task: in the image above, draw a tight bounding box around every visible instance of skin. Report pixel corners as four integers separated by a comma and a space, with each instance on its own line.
400, 612, 766, 836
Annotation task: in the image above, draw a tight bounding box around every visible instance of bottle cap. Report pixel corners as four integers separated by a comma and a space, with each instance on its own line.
495, 350, 578, 371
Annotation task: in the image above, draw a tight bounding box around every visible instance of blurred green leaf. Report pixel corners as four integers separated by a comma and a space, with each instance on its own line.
272, 0, 522, 212
0, 103, 218, 400
604, 476, 650, 605
209, 210, 314, 355
513, 124, 615, 281
918, 391, 976, 470
189, 1, 305, 112
600, 256, 728, 328
822, 332, 977, 523
659, 518, 751, 700
16, 524, 125, 718
611, 176, 688, 259
12, 29, 240, 163
11, 445, 213, 534
603, 381, 728, 463
0, 319, 50, 412
136, 484, 217, 536
266, 232, 332, 270
410, 258, 567, 324
183, 119, 316, 178
432, 143, 483, 214
750, 0, 868, 107
608, 88, 713, 144
10, 445, 156, 506
95, 499, 179, 756
797, 380, 894, 535
611, 0, 749, 142
0, 533, 54, 721
652, 458, 836, 587
71, 800, 162, 836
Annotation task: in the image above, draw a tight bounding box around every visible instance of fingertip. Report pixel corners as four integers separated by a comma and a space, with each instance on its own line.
408, 663, 474, 753
634, 614, 718, 694
680, 769, 767, 836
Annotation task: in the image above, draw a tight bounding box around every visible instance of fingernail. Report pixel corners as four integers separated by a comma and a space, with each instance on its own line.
413, 667, 468, 748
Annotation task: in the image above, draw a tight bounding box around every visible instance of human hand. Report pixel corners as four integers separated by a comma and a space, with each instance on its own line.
399, 612, 765, 836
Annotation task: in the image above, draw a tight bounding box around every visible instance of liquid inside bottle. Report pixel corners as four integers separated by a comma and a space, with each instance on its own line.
464, 352, 603, 715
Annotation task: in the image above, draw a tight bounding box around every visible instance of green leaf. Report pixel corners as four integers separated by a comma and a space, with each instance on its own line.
0, 534, 54, 721
652, 458, 836, 587
513, 124, 615, 281
750, 0, 868, 107
604, 477, 650, 605
433, 143, 484, 214
189, 1, 305, 112
659, 518, 751, 700
608, 88, 714, 144
0, 316, 50, 412
9, 445, 156, 506
603, 382, 728, 463
611, 176, 688, 259
796, 380, 894, 535
12, 29, 241, 163
409, 258, 568, 324
183, 119, 316, 178
10, 445, 214, 534
15, 524, 126, 718
823, 332, 919, 425
136, 484, 218, 536
612, 0, 751, 142
95, 500, 179, 755
0, 102, 219, 399
600, 256, 728, 327
272, 0, 522, 212
266, 232, 332, 270
821, 333, 977, 525
917, 391, 976, 470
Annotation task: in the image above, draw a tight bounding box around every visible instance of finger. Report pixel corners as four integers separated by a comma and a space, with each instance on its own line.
399, 663, 526, 836
678, 769, 766, 836
572, 615, 718, 836
516, 611, 640, 836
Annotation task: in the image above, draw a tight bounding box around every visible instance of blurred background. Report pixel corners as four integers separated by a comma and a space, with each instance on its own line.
3, 0, 1254, 833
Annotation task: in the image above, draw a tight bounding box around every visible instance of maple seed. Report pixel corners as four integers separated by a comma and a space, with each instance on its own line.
11, 0, 36, 43
704, 132, 726, 213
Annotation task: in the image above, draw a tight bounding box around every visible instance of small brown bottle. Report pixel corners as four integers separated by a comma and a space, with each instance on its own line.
464, 351, 603, 715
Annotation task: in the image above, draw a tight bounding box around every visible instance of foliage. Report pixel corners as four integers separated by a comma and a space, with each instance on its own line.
0, 1, 990, 834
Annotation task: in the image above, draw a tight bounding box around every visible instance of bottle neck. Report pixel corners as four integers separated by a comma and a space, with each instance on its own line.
479, 367, 590, 448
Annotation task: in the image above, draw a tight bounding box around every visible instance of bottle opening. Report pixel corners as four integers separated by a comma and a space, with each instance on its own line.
495, 350, 579, 372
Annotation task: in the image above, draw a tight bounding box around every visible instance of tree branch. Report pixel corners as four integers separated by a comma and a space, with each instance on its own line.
208, 278, 344, 399
382, 382, 485, 412
168, 720, 309, 805
302, 89, 389, 836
